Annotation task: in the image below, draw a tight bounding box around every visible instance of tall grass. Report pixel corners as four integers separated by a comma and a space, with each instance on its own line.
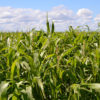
0, 20, 100, 100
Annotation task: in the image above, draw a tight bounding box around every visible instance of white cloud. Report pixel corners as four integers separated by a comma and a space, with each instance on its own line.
77, 8, 93, 19
0, 6, 98, 31
94, 14, 100, 22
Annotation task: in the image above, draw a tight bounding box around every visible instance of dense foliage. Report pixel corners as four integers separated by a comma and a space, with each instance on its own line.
0, 23, 100, 100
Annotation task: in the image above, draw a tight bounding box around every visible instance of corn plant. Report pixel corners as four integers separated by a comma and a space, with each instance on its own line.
0, 22, 100, 100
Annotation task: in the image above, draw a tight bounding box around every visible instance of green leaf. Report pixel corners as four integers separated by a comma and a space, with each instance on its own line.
10, 59, 18, 80
0, 81, 9, 99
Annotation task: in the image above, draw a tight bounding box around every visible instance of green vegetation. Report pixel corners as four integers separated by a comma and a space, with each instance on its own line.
0, 20, 100, 100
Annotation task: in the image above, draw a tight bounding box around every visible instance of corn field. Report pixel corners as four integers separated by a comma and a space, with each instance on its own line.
0, 21, 100, 100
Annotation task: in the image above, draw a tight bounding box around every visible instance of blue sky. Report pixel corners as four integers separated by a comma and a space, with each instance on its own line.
0, 0, 100, 31
0, 0, 99, 15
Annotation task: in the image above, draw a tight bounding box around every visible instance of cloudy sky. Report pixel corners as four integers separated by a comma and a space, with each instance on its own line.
0, 0, 100, 31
